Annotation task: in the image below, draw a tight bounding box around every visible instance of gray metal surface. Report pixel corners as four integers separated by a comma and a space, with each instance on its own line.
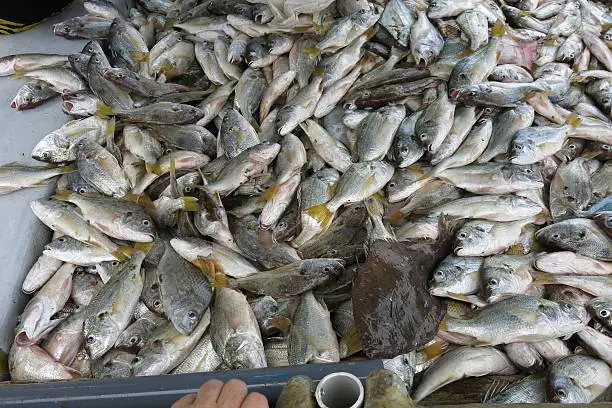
0, 1, 89, 355
0, 360, 384, 407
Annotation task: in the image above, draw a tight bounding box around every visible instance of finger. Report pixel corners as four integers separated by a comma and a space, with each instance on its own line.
171, 394, 197, 408
217, 379, 248, 408
241, 392, 269, 408
194, 380, 224, 408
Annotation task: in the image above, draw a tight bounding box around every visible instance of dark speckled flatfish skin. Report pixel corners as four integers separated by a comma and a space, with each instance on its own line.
353, 219, 457, 358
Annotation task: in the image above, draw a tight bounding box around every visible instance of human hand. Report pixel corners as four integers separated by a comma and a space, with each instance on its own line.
172, 379, 269, 408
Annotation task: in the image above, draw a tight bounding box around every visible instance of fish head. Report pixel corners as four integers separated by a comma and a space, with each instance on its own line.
449, 84, 482, 104
225, 336, 266, 369
84, 314, 116, 360
132, 342, 167, 376
483, 266, 522, 303
169, 297, 207, 335
14, 300, 45, 346
413, 47, 438, 68
32, 133, 70, 163
509, 135, 538, 165
52, 22, 77, 39
248, 142, 281, 165
548, 374, 591, 403
276, 106, 300, 136
427, 0, 454, 19
534, 223, 571, 248
303, 259, 345, 281
94, 351, 135, 379
246, 40, 266, 66
429, 259, 466, 295
454, 223, 489, 256
120, 211, 156, 242
11, 83, 43, 110
43, 235, 81, 257
586, 298, 612, 327
504, 164, 544, 190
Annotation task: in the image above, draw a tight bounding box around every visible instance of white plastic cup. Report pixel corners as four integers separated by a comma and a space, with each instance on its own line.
315, 372, 365, 408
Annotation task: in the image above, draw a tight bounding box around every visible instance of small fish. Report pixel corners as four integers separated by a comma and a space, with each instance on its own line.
535, 218, 612, 261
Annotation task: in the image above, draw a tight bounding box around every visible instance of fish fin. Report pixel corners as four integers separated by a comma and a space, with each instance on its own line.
518, 10, 530, 16
415, 174, 433, 183
386, 209, 407, 225
129, 51, 149, 62
133, 242, 153, 253
180, 196, 199, 212
459, 48, 474, 58
483, 378, 511, 403
266, 316, 292, 336
530, 271, 556, 285
10, 70, 26, 79
64, 127, 98, 138
112, 246, 133, 262
312, 66, 325, 78
491, 21, 506, 37
447, 292, 488, 307
262, 184, 279, 201
580, 150, 600, 160
106, 116, 116, 137
148, 163, 163, 175
53, 189, 73, 201
422, 338, 447, 359
213, 271, 230, 288
565, 112, 581, 128
341, 325, 363, 357
303, 45, 320, 57
57, 164, 77, 174
438, 314, 449, 331
304, 203, 333, 227
122, 193, 156, 214
192, 257, 215, 280
363, 26, 377, 40
96, 103, 114, 117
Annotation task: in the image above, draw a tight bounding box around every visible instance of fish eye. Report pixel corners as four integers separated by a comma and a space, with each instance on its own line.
111, 260, 120, 266
602, 145, 610, 150
458, 232, 467, 238
435, 270, 443, 277
129, 336, 139, 344
484, 107, 493, 114
562, 302, 573, 310
142, 220, 150, 226
187, 311, 197, 319
603, 98, 610, 104
514, 145, 523, 150
151, 282, 159, 290
552, 233, 560, 239
132, 357, 141, 364
600, 309, 610, 318
24, 96, 31, 103
278, 221, 286, 228
569, 144, 576, 149
388, 182, 396, 188
78, 188, 87, 193
323, 267, 331, 272
568, 52, 574, 58
401, 147, 408, 153
104, 361, 113, 368
557, 389, 567, 399
184, 186, 192, 193
86, 335, 96, 344
469, 91, 477, 97
42, 152, 50, 158
487, 278, 498, 286
64, 26, 70, 32
153, 300, 162, 308
419, 133, 427, 140
525, 168, 532, 173
15, 317, 21, 327
58, 237, 66, 242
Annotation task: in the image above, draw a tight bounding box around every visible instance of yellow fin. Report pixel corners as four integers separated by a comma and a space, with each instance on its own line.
304, 203, 333, 227
438, 314, 449, 331
129, 51, 149, 63
112, 246, 133, 262
423, 339, 447, 359
491, 21, 506, 37
122, 193, 156, 214
363, 26, 377, 40
530, 271, 556, 285
180, 196, 199, 212
133, 242, 153, 253
58, 164, 77, 175
266, 316, 292, 336
53, 189, 73, 201
213, 271, 230, 288
96, 103, 114, 118
341, 325, 363, 357
303, 45, 320, 57
565, 112, 581, 128
262, 184, 279, 201
144, 162, 160, 174
386, 209, 407, 225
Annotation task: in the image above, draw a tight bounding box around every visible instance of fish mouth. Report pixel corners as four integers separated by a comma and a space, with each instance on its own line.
449, 89, 462, 100
62, 101, 74, 112
10, 100, 17, 109
15, 331, 34, 346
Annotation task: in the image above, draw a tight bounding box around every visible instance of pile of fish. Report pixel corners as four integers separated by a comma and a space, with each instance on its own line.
0, 0, 610, 403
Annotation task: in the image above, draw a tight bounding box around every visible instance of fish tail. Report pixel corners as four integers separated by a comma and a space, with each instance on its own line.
438, 314, 449, 331
213, 270, 230, 288
304, 203, 333, 227
491, 20, 506, 37
112, 246, 134, 262
180, 197, 199, 212
303, 45, 320, 57
53, 189, 73, 201
262, 184, 279, 201
565, 112, 581, 128
386, 209, 407, 226
422, 338, 448, 359
363, 26, 377, 40
122, 192, 157, 214
133, 241, 154, 253
57, 164, 77, 175
129, 51, 150, 62
341, 325, 363, 357
96, 102, 114, 117
144, 162, 161, 174
10, 69, 26, 78
415, 174, 434, 183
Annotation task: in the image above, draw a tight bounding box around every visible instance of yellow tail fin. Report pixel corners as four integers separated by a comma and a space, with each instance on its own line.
423, 338, 448, 359
122, 193, 156, 214
180, 197, 199, 212
341, 325, 363, 357
304, 203, 334, 227
133, 241, 154, 253
129, 51, 150, 63
96, 103, 114, 118
491, 20, 506, 37
53, 189, 73, 201
438, 314, 449, 331
565, 112, 581, 128
58, 164, 77, 175
363, 26, 377, 40
112, 246, 134, 262
262, 184, 279, 201
303, 45, 320, 57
